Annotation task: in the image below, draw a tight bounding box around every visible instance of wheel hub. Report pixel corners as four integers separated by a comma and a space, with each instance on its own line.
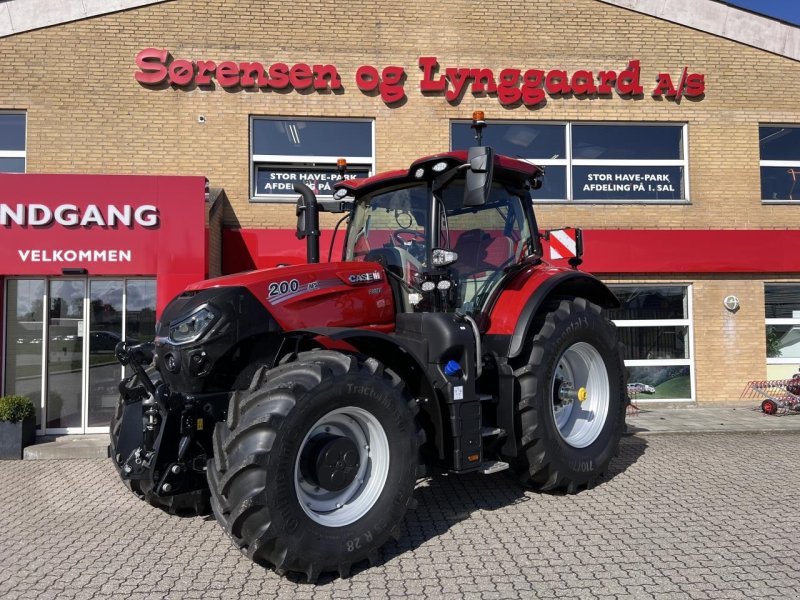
550, 342, 610, 448
294, 406, 390, 527
300, 434, 360, 492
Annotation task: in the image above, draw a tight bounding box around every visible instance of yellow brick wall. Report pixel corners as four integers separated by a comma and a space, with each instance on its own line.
1, 0, 798, 404
1, 0, 798, 230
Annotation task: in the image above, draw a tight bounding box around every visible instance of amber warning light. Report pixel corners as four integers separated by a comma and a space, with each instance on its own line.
337, 158, 347, 177
471, 111, 487, 145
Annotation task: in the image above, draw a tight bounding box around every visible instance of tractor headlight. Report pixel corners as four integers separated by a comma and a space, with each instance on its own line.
168, 307, 218, 345
432, 248, 459, 267
421, 281, 436, 292
436, 279, 452, 290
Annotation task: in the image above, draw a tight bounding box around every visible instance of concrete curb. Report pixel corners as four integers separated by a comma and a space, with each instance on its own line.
24, 435, 109, 460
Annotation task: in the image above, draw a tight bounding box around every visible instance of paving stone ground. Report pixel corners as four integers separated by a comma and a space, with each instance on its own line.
1, 432, 799, 599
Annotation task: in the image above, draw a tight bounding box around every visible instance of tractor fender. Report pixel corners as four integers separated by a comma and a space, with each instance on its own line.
491, 270, 619, 360
284, 327, 445, 461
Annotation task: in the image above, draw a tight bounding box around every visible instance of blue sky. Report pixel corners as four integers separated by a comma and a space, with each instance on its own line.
721, 0, 800, 25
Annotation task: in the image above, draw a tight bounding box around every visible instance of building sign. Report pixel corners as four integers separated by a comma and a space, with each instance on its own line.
254, 167, 369, 197
0, 174, 205, 286
574, 167, 684, 201
135, 49, 705, 107
0, 203, 159, 228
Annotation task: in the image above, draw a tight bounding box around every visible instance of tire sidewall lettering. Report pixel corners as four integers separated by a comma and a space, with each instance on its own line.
523, 301, 626, 485
268, 369, 416, 558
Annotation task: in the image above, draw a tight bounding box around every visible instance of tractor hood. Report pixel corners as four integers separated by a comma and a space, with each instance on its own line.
154, 262, 396, 394
182, 261, 395, 332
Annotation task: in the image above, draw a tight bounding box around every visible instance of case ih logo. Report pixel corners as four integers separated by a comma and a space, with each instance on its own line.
348, 271, 382, 284
135, 49, 705, 107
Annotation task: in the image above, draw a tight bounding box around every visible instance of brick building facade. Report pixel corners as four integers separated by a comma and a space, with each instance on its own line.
1, 0, 799, 433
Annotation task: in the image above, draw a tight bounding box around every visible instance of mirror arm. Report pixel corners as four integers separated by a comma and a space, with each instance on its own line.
432, 164, 468, 193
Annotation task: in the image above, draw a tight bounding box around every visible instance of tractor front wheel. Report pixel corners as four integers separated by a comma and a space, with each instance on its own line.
512, 298, 627, 493
207, 350, 422, 581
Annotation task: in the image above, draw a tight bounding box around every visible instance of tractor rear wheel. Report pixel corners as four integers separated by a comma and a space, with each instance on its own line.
512, 298, 627, 493
207, 350, 422, 581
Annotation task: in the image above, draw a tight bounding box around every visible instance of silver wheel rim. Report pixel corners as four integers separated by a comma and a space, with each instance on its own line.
551, 342, 610, 448
294, 406, 389, 527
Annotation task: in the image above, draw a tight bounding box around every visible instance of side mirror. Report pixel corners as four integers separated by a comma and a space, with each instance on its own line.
463, 146, 494, 207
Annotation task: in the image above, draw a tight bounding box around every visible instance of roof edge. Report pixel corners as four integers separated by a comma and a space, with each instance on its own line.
597, 0, 800, 62
0, 0, 171, 38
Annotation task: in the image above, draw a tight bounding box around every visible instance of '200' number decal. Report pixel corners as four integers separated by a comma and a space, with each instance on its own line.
268, 279, 300, 297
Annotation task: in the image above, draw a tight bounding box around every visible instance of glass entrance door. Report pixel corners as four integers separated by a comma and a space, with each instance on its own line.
87, 280, 124, 430
3, 276, 156, 434
3, 279, 46, 429
47, 279, 85, 430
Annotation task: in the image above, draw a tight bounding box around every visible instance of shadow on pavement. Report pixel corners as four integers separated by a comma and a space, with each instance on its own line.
303, 435, 649, 584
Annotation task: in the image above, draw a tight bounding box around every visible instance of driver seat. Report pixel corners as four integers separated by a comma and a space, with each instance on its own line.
452, 229, 514, 308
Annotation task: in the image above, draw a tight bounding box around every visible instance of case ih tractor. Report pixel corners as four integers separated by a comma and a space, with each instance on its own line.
110, 115, 627, 581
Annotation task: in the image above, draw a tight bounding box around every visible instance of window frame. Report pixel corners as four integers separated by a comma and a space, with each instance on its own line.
765, 283, 800, 366
0, 110, 26, 173
608, 283, 696, 403
759, 124, 800, 204
450, 120, 690, 204
250, 116, 375, 203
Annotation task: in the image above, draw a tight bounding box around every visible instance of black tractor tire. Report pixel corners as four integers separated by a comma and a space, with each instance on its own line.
511, 297, 627, 493
207, 350, 422, 581
110, 396, 210, 516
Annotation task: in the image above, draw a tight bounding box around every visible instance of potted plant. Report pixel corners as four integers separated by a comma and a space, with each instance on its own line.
0, 395, 36, 460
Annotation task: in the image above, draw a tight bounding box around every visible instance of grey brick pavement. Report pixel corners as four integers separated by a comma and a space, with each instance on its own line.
1, 433, 799, 599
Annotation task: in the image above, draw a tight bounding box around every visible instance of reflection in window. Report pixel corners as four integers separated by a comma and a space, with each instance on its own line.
609, 285, 694, 402
126, 279, 157, 344
626, 365, 691, 400
451, 122, 565, 158
607, 286, 688, 321
760, 126, 800, 202
0, 112, 25, 173
572, 124, 683, 160
251, 117, 374, 201
450, 121, 687, 202
765, 284, 800, 377
4, 279, 45, 427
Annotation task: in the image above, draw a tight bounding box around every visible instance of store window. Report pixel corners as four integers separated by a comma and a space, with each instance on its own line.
759, 126, 800, 202
765, 284, 800, 378
251, 117, 374, 201
0, 112, 26, 173
606, 285, 694, 401
451, 121, 687, 202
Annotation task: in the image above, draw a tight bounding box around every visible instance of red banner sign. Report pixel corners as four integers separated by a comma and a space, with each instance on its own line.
0, 174, 208, 315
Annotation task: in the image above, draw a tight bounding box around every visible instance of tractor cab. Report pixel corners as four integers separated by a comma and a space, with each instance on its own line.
329, 114, 545, 320
342, 171, 539, 318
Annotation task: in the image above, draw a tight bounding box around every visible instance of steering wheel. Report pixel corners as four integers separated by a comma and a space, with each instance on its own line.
391, 228, 426, 265
392, 228, 426, 247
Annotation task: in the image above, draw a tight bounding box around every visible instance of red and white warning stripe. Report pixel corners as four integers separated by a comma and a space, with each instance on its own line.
548, 228, 578, 260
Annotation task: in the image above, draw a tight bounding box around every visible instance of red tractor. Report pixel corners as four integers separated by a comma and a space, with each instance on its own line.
110, 115, 627, 581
